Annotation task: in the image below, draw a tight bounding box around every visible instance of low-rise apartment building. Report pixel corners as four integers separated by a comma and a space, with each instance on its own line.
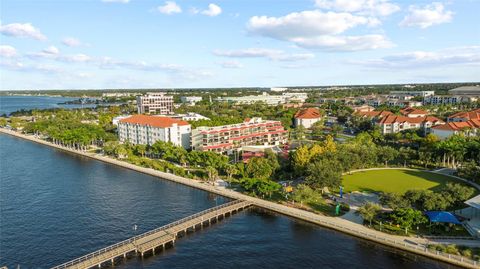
118, 115, 191, 149
431, 120, 480, 139
191, 117, 287, 154
378, 115, 444, 134
137, 92, 174, 114
448, 108, 480, 122
423, 95, 478, 105
400, 107, 428, 118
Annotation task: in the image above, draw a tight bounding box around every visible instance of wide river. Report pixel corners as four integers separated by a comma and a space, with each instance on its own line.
0, 134, 458, 269
0, 96, 97, 116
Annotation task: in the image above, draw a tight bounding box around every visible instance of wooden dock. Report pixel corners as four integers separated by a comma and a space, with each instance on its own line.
51, 200, 252, 269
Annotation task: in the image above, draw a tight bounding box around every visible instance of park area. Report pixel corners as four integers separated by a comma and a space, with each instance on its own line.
343, 169, 470, 194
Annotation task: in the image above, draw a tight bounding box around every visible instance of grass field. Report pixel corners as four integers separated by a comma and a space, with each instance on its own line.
342, 169, 471, 194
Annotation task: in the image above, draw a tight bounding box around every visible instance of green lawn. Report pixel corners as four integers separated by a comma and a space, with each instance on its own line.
343, 169, 470, 194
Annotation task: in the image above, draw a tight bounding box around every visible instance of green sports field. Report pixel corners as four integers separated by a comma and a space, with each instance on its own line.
342, 169, 469, 194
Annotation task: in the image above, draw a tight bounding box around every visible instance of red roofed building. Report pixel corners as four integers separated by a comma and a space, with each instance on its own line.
118, 115, 191, 148
378, 115, 444, 134
191, 117, 287, 154
294, 108, 322, 128
355, 110, 393, 119
400, 107, 428, 118
448, 108, 480, 123
432, 119, 480, 139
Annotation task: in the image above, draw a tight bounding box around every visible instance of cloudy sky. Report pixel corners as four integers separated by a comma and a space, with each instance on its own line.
1, 0, 479, 90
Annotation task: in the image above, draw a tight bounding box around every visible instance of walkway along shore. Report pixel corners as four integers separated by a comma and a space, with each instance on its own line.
1, 128, 479, 268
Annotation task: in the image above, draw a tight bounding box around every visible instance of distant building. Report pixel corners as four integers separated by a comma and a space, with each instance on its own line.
423, 95, 478, 105
102, 92, 139, 98
270, 87, 288, 92
448, 108, 480, 122
294, 108, 322, 128
390, 91, 435, 97
448, 86, 480, 96
180, 96, 203, 106
400, 107, 428, 118
432, 120, 480, 139
355, 110, 393, 119
351, 105, 375, 113
191, 117, 287, 154
282, 92, 308, 103
378, 115, 444, 134
215, 92, 287, 105
118, 115, 191, 149
173, 113, 210, 121
136, 92, 174, 115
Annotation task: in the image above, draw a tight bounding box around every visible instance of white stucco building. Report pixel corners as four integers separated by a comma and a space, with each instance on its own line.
294, 108, 322, 128
118, 115, 191, 149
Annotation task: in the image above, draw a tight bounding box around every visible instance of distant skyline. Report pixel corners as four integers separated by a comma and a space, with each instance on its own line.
1, 0, 479, 90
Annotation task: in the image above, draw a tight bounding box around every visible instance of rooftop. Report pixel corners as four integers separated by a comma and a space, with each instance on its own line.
294, 108, 321, 119
119, 115, 189, 128
449, 108, 480, 120
432, 120, 480, 131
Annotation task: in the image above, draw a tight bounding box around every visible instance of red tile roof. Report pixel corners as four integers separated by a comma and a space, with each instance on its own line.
355, 110, 393, 118
432, 120, 480, 131
400, 107, 428, 116
119, 115, 189, 128
448, 109, 480, 121
294, 108, 321, 119
379, 115, 443, 125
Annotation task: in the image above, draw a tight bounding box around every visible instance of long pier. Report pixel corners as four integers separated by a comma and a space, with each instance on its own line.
51, 200, 252, 269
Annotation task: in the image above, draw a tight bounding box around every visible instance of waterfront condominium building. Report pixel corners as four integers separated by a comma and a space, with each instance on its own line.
118, 115, 191, 149
136, 92, 174, 114
191, 117, 288, 154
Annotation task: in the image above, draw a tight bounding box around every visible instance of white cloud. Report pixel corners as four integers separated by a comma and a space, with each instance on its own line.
0, 22, 47, 41
290, 34, 393, 51
247, 10, 392, 51
213, 48, 315, 62
43, 46, 59, 55
201, 3, 222, 17
0, 60, 62, 73
101, 0, 130, 3
158, 1, 182, 15
62, 37, 86, 47
218, 61, 243, 69
315, 0, 400, 17
0, 45, 17, 58
400, 2, 453, 29
353, 46, 480, 69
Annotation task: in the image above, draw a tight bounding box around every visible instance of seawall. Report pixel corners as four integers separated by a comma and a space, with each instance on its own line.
1, 128, 478, 268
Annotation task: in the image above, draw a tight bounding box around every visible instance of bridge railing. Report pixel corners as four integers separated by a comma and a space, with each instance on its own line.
51, 200, 249, 269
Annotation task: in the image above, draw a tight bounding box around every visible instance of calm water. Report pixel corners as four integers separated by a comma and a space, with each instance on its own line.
0, 134, 458, 269
0, 96, 96, 115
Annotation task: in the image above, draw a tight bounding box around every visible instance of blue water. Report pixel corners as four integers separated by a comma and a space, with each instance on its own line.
0, 96, 96, 115
0, 134, 458, 269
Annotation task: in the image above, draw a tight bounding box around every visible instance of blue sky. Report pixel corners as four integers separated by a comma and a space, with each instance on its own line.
0, 0, 479, 90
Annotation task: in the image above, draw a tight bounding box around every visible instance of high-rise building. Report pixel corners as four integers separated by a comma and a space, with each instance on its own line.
137, 92, 174, 114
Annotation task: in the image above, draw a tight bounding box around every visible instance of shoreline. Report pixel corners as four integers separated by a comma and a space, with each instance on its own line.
1, 128, 478, 268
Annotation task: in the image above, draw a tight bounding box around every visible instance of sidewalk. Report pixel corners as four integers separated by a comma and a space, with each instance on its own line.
1, 128, 479, 268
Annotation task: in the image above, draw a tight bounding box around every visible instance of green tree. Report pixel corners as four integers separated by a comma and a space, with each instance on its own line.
379, 192, 410, 210
0, 117, 7, 127
205, 166, 218, 184
224, 164, 238, 180
391, 208, 427, 234
358, 202, 381, 226
246, 157, 274, 179
377, 146, 398, 167
305, 158, 342, 190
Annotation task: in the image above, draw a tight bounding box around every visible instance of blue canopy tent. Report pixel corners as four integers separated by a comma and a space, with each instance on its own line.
425, 211, 462, 225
